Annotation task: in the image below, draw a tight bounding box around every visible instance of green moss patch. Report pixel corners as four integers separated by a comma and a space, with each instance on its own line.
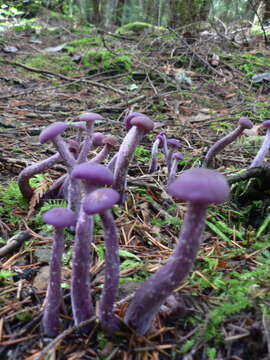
65, 37, 102, 54
115, 21, 164, 35
82, 50, 133, 73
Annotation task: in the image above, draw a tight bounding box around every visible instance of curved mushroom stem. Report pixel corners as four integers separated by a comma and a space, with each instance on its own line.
113, 126, 143, 203
99, 211, 120, 333
149, 137, 161, 173
124, 203, 207, 335
71, 206, 95, 329
18, 153, 61, 200
250, 128, 270, 168
90, 144, 111, 164
42, 227, 64, 337
53, 136, 75, 168
107, 153, 118, 172
203, 118, 253, 168
76, 122, 94, 164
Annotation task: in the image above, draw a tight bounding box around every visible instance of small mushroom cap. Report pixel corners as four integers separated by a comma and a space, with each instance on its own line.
238, 117, 253, 129
130, 116, 154, 134
71, 162, 114, 186
102, 136, 119, 148
43, 208, 76, 228
167, 138, 181, 148
263, 120, 270, 129
68, 139, 79, 153
78, 112, 103, 123
168, 168, 230, 204
172, 151, 184, 161
92, 132, 106, 147
83, 188, 119, 215
124, 112, 144, 130
39, 122, 67, 144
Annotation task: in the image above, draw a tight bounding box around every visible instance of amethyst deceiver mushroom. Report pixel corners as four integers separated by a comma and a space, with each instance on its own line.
149, 132, 165, 173
83, 188, 120, 333
42, 208, 76, 337
91, 136, 119, 164
124, 168, 230, 335
39, 122, 75, 168
113, 114, 154, 203
70, 163, 114, 327
168, 151, 184, 185
203, 117, 253, 168
166, 138, 181, 173
250, 120, 270, 168
18, 152, 61, 200
76, 112, 103, 163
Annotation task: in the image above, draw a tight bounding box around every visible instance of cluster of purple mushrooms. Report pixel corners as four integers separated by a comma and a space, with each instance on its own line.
17, 112, 270, 337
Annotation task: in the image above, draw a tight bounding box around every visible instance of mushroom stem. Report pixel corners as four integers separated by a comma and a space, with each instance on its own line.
71, 207, 95, 328
53, 136, 75, 168
42, 227, 65, 337
124, 203, 206, 335
250, 127, 270, 168
18, 153, 61, 200
76, 122, 94, 164
100, 211, 120, 333
149, 137, 161, 173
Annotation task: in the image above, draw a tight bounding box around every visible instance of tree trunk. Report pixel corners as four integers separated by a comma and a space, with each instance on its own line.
111, 0, 125, 26
169, 0, 211, 28
263, 0, 270, 21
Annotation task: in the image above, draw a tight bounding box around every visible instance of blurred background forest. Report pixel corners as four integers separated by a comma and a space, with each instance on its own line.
0, 0, 269, 29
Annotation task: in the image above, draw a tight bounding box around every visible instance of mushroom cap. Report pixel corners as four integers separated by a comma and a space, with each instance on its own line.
78, 112, 103, 123
168, 168, 230, 204
263, 120, 270, 129
167, 138, 181, 148
83, 188, 119, 215
92, 132, 106, 147
156, 132, 166, 146
172, 151, 184, 161
238, 117, 253, 129
43, 208, 76, 228
124, 112, 144, 130
71, 162, 114, 186
39, 122, 68, 144
102, 136, 119, 148
130, 116, 154, 134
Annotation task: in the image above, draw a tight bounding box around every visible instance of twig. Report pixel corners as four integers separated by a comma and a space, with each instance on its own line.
35, 316, 97, 360
0, 231, 31, 258
3, 60, 124, 95
227, 163, 270, 185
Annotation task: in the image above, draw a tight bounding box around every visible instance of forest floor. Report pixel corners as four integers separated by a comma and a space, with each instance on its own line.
0, 9, 270, 360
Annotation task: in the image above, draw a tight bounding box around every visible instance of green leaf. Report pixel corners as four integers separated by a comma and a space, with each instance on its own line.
119, 249, 141, 261
256, 212, 270, 238
206, 220, 231, 243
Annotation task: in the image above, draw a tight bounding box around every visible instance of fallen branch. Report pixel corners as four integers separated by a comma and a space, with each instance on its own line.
0, 231, 31, 258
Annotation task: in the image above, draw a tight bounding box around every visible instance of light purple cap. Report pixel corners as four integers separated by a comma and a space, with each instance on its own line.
83, 188, 119, 215
124, 112, 144, 130
263, 120, 270, 129
168, 168, 230, 204
167, 138, 181, 148
78, 112, 103, 123
172, 151, 184, 161
238, 117, 253, 129
71, 162, 114, 186
92, 132, 106, 147
130, 116, 154, 134
43, 208, 76, 228
39, 122, 67, 144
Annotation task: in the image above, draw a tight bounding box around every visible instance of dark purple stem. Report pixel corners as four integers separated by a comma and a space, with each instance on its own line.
124, 203, 207, 335
71, 206, 95, 327
18, 153, 61, 199
42, 227, 64, 337
99, 211, 120, 333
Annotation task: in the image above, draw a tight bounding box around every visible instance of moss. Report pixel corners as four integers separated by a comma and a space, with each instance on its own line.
66, 37, 102, 54
23, 54, 76, 76
82, 50, 133, 73
115, 22, 164, 35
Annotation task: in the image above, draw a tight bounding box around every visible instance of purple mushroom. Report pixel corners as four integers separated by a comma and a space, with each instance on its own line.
76, 112, 103, 163
42, 208, 76, 337
166, 138, 181, 173
203, 117, 253, 168
124, 168, 230, 335
90, 136, 119, 164
18, 152, 61, 200
39, 122, 75, 168
250, 120, 270, 168
149, 132, 165, 173
113, 114, 154, 203
168, 151, 184, 185
83, 188, 120, 333
70, 163, 114, 327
